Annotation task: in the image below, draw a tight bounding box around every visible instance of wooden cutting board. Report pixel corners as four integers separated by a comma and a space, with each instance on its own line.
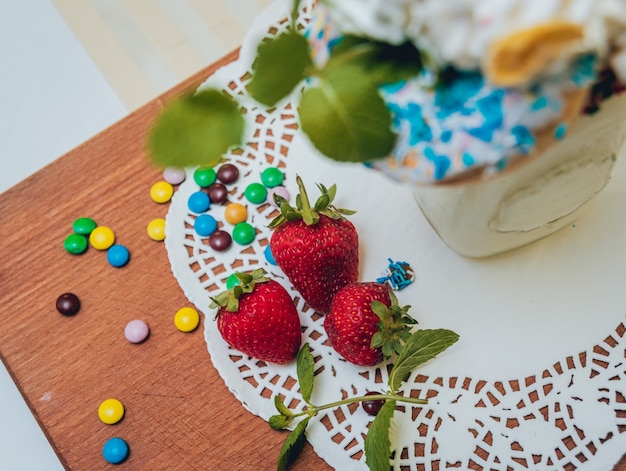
1, 49, 625, 471
0, 50, 330, 471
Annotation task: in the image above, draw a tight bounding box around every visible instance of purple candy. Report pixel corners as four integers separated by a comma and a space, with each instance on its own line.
163, 167, 186, 185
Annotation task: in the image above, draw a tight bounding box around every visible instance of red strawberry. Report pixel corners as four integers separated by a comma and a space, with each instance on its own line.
210, 269, 301, 364
269, 176, 358, 313
324, 282, 417, 366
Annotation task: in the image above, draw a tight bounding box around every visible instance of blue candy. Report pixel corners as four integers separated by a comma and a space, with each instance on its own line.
194, 214, 218, 237
107, 244, 130, 268
187, 191, 211, 213
102, 437, 129, 464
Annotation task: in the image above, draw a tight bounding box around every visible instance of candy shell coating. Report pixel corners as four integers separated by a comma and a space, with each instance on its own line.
64, 233, 88, 254
268, 186, 291, 207
208, 230, 232, 251
193, 167, 217, 187
89, 226, 115, 250
56, 292, 81, 316
224, 203, 247, 225
194, 214, 218, 237
98, 398, 125, 425
147, 218, 166, 241
107, 244, 130, 267
174, 307, 200, 332
232, 222, 256, 245
163, 167, 186, 185
216, 163, 239, 184
102, 437, 129, 464
207, 182, 228, 204
150, 181, 174, 203
226, 273, 240, 289
261, 167, 284, 188
124, 319, 150, 343
244, 182, 268, 204
187, 191, 211, 213
72, 217, 97, 235
264, 244, 277, 265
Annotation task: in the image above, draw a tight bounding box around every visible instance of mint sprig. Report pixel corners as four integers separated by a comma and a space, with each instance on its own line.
271, 329, 459, 470
147, 0, 429, 169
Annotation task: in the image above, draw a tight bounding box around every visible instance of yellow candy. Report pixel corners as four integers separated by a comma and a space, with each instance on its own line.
224, 203, 247, 225
147, 218, 166, 241
485, 21, 584, 87
89, 226, 115, 250
174, 307, 200, 332
98, 398, 125, 425
150, 181, 174, 204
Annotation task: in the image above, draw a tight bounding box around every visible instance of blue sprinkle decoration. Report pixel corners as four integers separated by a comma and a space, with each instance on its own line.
554, 122, 568, 140
462, 152, 476, 166
511, 125, 535, 154
424, 147, 451, 181
376, 258, 415, 291
531, 96, 548, 111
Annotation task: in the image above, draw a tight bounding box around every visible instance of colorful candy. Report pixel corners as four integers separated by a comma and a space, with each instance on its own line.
232, 222, 256, 245
147, 218, 166, 241
107, 244, 130, 267
216, 163, 239, 184
64, 233, 88, 254
224, 203, 247, 225
89, 226, 116, 251
163, 167, 186, 185
268, 186, 291, 207
150, 181, 174, 203
72, 217, 97, 235
207, 183, 228, 204
98, 398, 125, 425
264, 244, 277, 265
174, 307, 200, 332
193, 167, 217, 187
208, 230, 232, 251
124, 320, 150, 343
194, 214, 218, 237
102, 437, 129, 464
244, 183, 268, 204
261, 167, 284, 188
56, 293, 81, 316
187, 191, 211, 213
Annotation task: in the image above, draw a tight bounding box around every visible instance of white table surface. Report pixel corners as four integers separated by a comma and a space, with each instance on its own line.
0, 1, 267, 468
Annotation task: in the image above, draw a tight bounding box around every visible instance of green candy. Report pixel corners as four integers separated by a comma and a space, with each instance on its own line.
64, 234, 88, 255
72, 217, 97, 235
260, 167, 284, 188
244, 182, 267, 204
232, 222, 256, 245
193, 167, 217, 188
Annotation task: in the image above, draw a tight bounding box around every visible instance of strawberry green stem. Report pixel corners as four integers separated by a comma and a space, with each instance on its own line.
292, 393, 428, 420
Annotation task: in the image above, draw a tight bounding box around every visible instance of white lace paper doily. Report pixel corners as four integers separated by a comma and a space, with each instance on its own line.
165, 1, 626, 469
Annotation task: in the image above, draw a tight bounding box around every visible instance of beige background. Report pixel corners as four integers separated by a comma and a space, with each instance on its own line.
53, 0, 274, 110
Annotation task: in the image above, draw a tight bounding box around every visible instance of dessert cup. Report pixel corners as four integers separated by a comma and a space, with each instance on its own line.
411, 93, 626, 257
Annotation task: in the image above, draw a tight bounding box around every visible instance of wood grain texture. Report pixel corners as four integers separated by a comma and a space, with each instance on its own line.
1, 49, 625, 471
0, 49, 329, 471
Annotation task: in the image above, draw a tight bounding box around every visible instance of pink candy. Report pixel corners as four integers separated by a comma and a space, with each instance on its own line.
124, 319, 150, 343
268, 186, 290, 207
163, 167, 186, 185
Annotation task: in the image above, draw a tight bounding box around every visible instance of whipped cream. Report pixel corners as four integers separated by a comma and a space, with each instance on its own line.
320, 0, 626, 81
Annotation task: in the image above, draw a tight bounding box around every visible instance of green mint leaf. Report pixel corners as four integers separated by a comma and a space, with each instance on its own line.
148, 88, 244, 168
269, 413, 294, 431
329, 35, 423, 86
276, 416, 311, 471
296, 343, 315, 404
248, 30, 313, 106
298, 64, 396, 162
364, 400, 396, 471
388, 329, 459, 392
274, 395, 294, 418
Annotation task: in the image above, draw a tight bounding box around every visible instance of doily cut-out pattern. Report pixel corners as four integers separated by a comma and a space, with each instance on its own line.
164, 1, 626, 469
